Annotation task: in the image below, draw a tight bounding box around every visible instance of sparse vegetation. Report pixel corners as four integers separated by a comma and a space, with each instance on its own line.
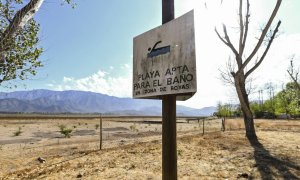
95, 124, 100, 130
130, 124, 137, 132
0, 117, 300, 179
58, 125, 73, 138
13, 127, 23, 136
177, 149, 183, 156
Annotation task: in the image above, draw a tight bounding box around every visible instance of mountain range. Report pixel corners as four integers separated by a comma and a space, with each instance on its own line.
0, 89, 216, 116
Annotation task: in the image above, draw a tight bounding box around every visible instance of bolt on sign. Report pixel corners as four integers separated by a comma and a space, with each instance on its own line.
133, 10, 196, 101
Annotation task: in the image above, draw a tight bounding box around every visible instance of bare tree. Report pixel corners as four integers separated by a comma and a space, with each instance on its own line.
265, 82, 276, 118
215, 0, 282, 140
287, 56, 300, 91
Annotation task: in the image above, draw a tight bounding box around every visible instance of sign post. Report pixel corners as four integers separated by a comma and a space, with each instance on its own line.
133, 1, 196, 179
133, 10, 196, 100
162, 1, 177, 179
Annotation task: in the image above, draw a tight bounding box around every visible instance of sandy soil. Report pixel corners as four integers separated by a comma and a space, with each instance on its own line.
0, 117, 300, 179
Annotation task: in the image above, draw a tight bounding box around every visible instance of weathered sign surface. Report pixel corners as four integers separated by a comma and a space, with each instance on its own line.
133, 10, 196, 101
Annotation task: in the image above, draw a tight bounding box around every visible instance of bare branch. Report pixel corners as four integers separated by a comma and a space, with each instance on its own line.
245, 20, 281, 78
287, 70, 300, 90
238, 0, 244, 54
241, 0, 250, 55
287, 55, 297, 81
215, 25, 240, 62
215, 27, 229, 45
241, 0, 282, 71
287, 58, 300, 91
246, 77, 255, 95
222, 24, 238, 54
219, 56, 236, 85
219, 69, 234, 85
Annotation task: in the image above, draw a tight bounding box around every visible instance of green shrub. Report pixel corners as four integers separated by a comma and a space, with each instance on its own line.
13, 127, 22, 136
178, 149, 183, 156
58, 125, 73, 138
130, 124, 136, 131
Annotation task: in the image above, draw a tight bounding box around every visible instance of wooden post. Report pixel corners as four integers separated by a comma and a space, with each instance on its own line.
162, 95, 177, 180
202, 119, 205, 135
100, 113, 103, 150
162, 1, 176, 179
221, 117, 225, 132
162, 0, 174, 24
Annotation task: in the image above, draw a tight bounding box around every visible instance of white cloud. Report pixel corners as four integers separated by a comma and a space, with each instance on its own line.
63, 77, 74, 83
52, 70, 132, 97
46, 83, 54, 87
121, 63, 130, 69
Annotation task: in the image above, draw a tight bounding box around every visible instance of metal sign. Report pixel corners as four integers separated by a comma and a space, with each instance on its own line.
133, 10, 196, 101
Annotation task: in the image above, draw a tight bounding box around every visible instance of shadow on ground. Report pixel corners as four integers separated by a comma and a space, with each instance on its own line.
249, 138, 300, 179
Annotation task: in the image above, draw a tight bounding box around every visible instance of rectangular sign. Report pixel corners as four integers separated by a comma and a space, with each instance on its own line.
133, 10, 196, 101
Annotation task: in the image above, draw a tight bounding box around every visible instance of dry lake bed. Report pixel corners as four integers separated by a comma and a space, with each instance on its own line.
0, 116, 300, 179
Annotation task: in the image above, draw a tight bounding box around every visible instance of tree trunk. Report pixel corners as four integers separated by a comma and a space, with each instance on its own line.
0, 0, 44, 53
234, 75, 257, 140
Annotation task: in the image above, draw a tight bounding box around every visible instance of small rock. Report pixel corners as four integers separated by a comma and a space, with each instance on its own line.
77, 173, 83, 178
297, 146, 300, 149
128, 164, 136, 170
37, 157, 46, 163
237, 173, 249, 179
120, 140, 126, 145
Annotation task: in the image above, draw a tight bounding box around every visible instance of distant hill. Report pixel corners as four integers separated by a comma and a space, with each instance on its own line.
0, 89, 216, 116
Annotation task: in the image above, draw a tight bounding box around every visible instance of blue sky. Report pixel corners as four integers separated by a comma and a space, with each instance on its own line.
1, 0, 300, 108
36, 0, 161, 80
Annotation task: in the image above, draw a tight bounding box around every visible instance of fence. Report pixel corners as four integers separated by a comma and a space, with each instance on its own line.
0, 115, 231, 151
0, 115, 237, 174
0, 114, 258, 177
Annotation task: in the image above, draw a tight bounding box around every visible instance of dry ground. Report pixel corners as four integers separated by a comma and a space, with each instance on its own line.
0, 117, 300, 179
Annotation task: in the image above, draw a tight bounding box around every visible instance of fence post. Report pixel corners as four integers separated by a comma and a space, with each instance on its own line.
202, 118, 205, 135
100, 113, 103, 150
221, 117, 225, 132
